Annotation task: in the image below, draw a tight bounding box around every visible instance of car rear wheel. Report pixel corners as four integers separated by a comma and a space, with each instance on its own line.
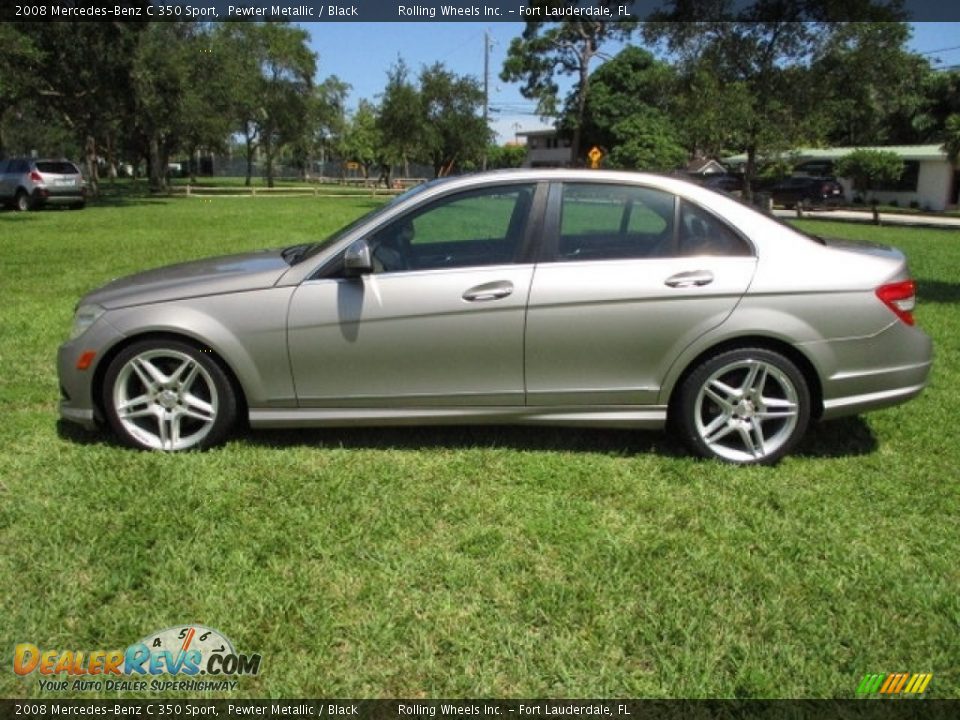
103, 339, 237, 451
676, 348, 810, 464
14, 190, 31, 212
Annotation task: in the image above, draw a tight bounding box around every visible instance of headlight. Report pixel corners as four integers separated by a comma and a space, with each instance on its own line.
69, 304, 105, 340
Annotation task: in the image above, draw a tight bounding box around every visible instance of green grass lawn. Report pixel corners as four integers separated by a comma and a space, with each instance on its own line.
1, 198, 958, 699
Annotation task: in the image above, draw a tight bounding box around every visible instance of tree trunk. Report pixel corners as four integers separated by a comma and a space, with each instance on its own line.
85, 134, 100, 196
265, 136, 275, 189
244, 129, 255, 187
743, 145, 757, 204
106, 132, 117, 183
189, 146, 198, 185
148, 135, 164, 192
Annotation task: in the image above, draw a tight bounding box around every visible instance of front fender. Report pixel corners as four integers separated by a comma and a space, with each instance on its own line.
103, 288, 296, 407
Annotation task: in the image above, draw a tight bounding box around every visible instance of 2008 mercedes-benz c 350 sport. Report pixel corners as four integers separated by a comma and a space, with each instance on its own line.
58, 170, 932, 464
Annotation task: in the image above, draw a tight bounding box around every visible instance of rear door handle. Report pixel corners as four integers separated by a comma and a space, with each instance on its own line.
463, 280, 514, 302
665, 270, 714, 288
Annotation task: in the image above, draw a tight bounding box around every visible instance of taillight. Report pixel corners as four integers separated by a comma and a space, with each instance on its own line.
876, 280, 916, 326
29, 171, 43, 183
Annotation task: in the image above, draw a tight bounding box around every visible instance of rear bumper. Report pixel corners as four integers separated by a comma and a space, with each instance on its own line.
32, 188, 85, 205
804, 321, 933, 420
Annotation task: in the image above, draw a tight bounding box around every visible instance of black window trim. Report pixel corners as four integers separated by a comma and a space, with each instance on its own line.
311, 179, 548, 280
542, 180, 756, 262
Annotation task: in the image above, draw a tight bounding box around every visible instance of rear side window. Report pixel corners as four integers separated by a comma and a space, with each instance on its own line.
558, 183, 675, 261
35, 161, 79, 175
11, 160, 29, 173
677, 200, 752, 256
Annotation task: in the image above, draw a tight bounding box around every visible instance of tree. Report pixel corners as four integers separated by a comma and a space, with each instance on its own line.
419, 63, 488, 176
567, 46, 686, 171
378, 59, 424, 178
9, 22, 144, 193
486, 143, 527, 169
0, 23, 42, 157
131, 22, 198, 191
643, 1, 905, 199
834, 149, 904, 202
813, 23, 930, 146
218, 23, 315, 187
180, 25, 240, 183
606, 115, 688, 171
501, 12, 635, 163
255, 23, 316, 188
309, 75, 351, 174
907, 70, 960, 145
943, 114, 960, 165
341, 99, 382, 180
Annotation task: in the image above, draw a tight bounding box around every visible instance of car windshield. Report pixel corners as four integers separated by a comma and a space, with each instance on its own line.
284, 180, 439, 265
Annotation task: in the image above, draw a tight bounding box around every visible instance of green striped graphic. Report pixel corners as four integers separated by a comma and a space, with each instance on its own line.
857, 672, 932, 695
857, 673, 886, 694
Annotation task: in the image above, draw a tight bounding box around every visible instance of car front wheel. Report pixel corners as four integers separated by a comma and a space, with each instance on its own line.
676, 348, 811, 464
103, 339, 237, 451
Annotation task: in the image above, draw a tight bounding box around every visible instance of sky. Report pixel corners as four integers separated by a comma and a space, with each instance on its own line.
302, 22, 960, 144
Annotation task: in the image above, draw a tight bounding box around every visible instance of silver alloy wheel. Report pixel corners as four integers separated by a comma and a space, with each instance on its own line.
112, 349, 219, 451
694, 358, 800, 463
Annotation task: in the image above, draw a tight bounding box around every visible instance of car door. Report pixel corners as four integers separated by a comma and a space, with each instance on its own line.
524, 182, 757, 406
287, 182, 541, 407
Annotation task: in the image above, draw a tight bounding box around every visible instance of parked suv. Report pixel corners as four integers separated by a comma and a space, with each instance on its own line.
0, 158, 86, 211
770, 175, 843, 209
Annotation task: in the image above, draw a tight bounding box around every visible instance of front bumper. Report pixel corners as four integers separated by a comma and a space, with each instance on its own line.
57, 318, 125, 430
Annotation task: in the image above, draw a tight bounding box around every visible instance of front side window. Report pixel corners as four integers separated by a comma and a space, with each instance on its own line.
369, 184, 535, 273
557, 183, 675, 261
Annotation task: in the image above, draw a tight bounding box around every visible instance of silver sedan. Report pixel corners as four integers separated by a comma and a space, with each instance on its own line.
58, 170, 932, 464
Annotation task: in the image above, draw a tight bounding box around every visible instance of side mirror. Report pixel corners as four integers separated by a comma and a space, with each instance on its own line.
343, 238, 373, 276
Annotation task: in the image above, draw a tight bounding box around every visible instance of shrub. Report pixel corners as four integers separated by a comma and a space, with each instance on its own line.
834, 149, 904, 203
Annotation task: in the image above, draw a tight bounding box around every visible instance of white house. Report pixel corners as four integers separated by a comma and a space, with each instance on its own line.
517, 129, 572, 168
725, 145, 958, 211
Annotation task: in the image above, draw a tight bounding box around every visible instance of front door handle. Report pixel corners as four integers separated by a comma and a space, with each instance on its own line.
463, 280, 514, 302
665, 270, 714, 288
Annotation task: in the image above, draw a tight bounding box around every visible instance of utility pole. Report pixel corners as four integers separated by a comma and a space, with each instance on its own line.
482, 30, 490, 171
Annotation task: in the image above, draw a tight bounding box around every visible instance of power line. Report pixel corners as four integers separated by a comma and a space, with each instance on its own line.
918, 45, 960, 55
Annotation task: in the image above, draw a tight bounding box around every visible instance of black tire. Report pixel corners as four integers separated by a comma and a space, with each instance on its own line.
675, 347, 811, 465
14, 190, 31, 212
102, 338, 237, 451
70, 201, 86, 210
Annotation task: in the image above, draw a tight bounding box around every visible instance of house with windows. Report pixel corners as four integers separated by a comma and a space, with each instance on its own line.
725, 145, 958, 211
517, 129, 573, 168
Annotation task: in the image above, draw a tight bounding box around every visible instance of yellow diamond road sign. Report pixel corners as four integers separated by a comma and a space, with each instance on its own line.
588, 146, 603, 168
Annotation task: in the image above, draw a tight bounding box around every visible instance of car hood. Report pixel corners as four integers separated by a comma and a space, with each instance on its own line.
82, 250, 291, 309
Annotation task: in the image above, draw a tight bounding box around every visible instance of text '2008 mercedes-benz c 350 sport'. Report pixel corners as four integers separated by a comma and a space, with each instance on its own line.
58, 170, 932, 464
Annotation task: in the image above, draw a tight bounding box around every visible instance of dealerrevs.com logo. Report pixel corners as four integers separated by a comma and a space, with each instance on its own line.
13, 625, 261, 692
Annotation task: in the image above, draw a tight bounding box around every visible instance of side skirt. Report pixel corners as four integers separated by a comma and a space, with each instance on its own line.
248, 405, 668, 430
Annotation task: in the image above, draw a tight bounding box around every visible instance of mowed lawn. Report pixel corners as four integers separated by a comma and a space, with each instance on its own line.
1, 194, 958, 699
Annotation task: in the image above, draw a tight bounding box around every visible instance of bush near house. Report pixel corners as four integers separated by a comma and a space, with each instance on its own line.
835, 149, 904, 202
